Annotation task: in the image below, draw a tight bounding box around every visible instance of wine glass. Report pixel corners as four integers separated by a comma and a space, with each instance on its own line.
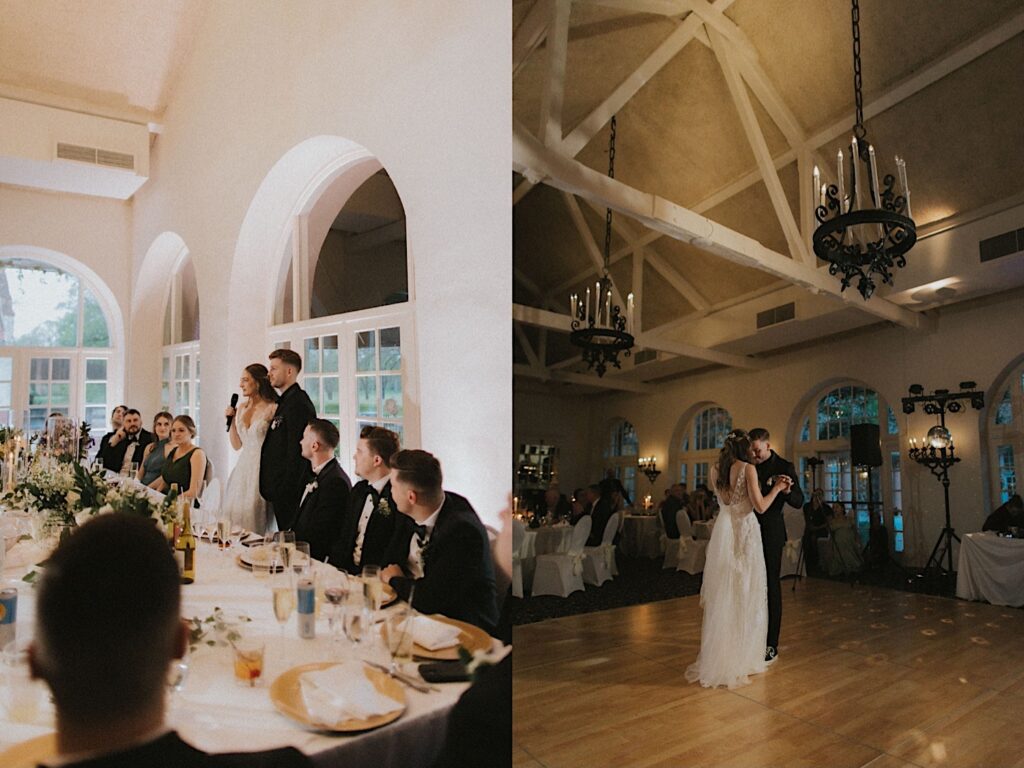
276, 531, 296, 568
343, 586, 367, 644
322, 570, 350, 643
386, 601, 416, 671
216, 518, 231, 553
291, 542, 312, 582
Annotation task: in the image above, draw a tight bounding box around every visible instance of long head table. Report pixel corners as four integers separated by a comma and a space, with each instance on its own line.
1, 538, 476, 767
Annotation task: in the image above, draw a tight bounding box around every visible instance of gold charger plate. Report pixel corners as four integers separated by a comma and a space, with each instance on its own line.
0, 733, 56, 768
270, 661, 405, 732
235, 546, 284, 572
412, 614, 492, 660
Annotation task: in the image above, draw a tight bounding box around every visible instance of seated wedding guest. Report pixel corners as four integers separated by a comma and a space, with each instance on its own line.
29, 514, 311, 768
541, 485, 570, 521
148, 415, 206, 502
569, 488, 587, 524
95, 405, 126, 461
137, 411, 173, 486
661, 483, 686, 539
380, 449, 499, 634
687, 487, 709, 523
827, 501, 863, 576
289, 418, 351, 561
432, 503, 512, 768
587, 478, 618, 547
97, 408, 153, 474
802, 488, 832, 571
330, 426, 403, 573
982, 493, 1024, 534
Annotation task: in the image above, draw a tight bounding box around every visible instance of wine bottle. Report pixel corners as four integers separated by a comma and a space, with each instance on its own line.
174, 492, 196, 584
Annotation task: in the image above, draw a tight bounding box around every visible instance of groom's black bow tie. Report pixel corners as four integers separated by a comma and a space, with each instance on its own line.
368, 486, 381, 506
411, 523, 428, 544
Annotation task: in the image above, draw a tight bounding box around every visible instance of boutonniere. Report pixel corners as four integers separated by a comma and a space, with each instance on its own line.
305, 480, 318, 495
376, 498, 391, 517
270, 416, 283, 430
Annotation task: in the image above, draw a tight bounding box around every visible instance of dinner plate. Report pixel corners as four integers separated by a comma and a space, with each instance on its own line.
270, 662, 406, 732
0, 732, 56, 768
235, 545, 284, 572
411, 614, 492, 660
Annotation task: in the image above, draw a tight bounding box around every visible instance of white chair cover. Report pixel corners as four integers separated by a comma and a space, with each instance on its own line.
531, 517, 592, 598
781, 507, 806, 577
662, 508, 688, 569
583, 512, 619, 586
676, 508, 708, 575
511, 519, 526, 598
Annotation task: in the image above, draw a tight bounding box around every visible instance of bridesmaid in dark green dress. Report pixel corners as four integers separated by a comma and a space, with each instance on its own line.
148, 415, 207, 502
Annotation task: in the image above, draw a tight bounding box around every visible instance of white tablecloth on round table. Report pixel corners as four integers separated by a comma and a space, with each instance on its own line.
620, 515, 664, 558
956, 531, 1024, 607
0, 539, 475, 767
520, 525, 574, 591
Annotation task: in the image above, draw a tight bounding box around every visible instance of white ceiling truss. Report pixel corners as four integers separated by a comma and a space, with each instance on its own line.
509, 0, 1016, 390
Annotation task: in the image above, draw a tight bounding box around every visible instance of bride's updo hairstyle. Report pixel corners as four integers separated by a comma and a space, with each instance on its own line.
245, 363, 277, 402
715, 429, 751, 493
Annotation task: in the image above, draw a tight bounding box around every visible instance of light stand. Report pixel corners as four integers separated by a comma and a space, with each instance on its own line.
902, 382, 984, 588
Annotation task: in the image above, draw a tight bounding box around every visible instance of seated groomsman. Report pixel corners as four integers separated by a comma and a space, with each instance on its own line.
290, 418, 351, 562
330, 426, 403, 573
97, 408, 153, 474
29, 514, 311, 767
380, 449, 499, 634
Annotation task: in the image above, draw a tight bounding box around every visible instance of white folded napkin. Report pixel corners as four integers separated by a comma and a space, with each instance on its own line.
410, 615, 462, 651
5, 540, 48, 569
299, 664, 403, 725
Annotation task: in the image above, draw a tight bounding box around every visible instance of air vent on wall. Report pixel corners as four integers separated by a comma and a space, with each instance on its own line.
756, 302, 795, 329
56, 142, 135, 171
979, 227, 1024, 263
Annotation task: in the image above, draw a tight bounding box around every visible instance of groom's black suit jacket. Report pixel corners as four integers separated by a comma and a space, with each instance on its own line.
387, 492, 499, 634
97, 428, 153, 472
259, 383, 316, 530
754, 450, 805, 548
290, 458, 352, 562
330, 478, 405, 573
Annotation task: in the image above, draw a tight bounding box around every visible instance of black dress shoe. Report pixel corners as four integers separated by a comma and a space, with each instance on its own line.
764, 646, 778, 664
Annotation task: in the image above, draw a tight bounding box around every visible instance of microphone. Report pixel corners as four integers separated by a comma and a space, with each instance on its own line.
226, 393, 239, 432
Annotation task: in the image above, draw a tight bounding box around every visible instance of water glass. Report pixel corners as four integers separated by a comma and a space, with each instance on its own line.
385, 604, 416, 666
322, 570, 350, 642
291, 542, 312, 581
343, 587, 368, 644
362, 565, 384, 613
271, 567, 294, 637
276, 531, 296, 567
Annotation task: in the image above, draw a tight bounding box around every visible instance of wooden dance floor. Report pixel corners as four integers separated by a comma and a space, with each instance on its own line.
513, 578, 1024, 768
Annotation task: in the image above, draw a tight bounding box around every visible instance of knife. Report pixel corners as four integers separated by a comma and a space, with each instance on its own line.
362, 660, 438, 693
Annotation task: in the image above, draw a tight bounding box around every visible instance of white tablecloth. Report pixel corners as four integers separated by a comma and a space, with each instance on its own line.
620, 515, 664, 558
0, 540, 474, 767
956, 531, 1024, 607
520, 525, 573, 591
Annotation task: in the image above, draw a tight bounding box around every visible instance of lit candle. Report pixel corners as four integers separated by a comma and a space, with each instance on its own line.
626, 292, 634, 334
585, 287, 591, 324
868, 145, 880, 207
896, 156, 911, 218
837, 149, 846, 213
851, 137, 861, 214
595, 282, 601, 323
812, 164, 820, 216
605, 290, 611, 328
820, 183, 827, 209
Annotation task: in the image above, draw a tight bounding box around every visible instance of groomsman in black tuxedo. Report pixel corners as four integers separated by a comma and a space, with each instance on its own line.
379, 449, 499, 634
97, 408, 153, 473
290, 419, 351, 561
749, 427, 804, 663
260, 349, 316, 531
329, 426, 403, 573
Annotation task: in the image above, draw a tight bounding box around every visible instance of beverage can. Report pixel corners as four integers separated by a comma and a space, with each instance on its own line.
296, 579, 316, 639
0, 588, 17, 648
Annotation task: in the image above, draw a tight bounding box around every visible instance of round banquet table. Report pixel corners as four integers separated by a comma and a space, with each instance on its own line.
620, 514, 664, 559
956, 531, 1024, 607
0, 538, 477, 767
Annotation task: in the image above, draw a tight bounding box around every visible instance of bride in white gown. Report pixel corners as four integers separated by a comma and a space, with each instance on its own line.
222, 364, 277, 534
685, 429, 792, 689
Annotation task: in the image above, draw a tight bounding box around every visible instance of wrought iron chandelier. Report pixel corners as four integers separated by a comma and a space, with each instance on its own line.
812, 0, 916, 300
569, 115, 634, 377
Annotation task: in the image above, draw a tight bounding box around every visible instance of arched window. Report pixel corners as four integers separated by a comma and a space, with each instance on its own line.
269, 166, 416, 459
161, 254, 200, 433
677, 406, 732, 491
0, 257, 116, 434
793, 383, 901, 544
986, 360, 1024, 503
603, 419, 638, 503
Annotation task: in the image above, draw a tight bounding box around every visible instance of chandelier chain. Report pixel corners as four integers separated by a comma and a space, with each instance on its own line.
851, 0, 866, 144
603, 115, 616, 267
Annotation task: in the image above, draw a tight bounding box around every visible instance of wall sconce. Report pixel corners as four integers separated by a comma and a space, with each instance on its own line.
638, 456, 661, 484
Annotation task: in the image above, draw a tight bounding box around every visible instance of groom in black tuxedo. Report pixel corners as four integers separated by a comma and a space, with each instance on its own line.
330, 425, 404, 573
749, 427, 804, 663
290, 419, 351, 561
97, 408, 153, 473
379, 449, 499, 634
260, 349, 316, 531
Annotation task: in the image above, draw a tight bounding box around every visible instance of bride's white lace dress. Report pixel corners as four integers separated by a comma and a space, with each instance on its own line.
222, 401, 271, 534
685, 465, 768, 689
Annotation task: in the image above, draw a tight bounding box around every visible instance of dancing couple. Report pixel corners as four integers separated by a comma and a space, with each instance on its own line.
685, 428, 804, 689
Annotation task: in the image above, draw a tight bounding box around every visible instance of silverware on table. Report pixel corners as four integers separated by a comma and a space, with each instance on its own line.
362, 660, 438, 693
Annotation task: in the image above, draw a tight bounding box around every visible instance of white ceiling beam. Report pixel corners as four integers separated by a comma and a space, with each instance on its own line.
631, 248, 644, 336
797, 147, 816, 246
514, 266, 544, 298
513, 120, 932, 330
635, 332, 765, 370
513, 0, 553, 77
514, 363, 654, 393
644, 249, 711, 311
560, 0, 736, 158
575, 0, 690, 16
552, 220, 662, 296
538, 0, 572, 146
675, 0, 759, 62
709, 26, 815, 268
643, 279, 788, 337
560, 192, 626, 309
513, 322, 542, 369
550, 354, 583, 370
513, 178, 535, 206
